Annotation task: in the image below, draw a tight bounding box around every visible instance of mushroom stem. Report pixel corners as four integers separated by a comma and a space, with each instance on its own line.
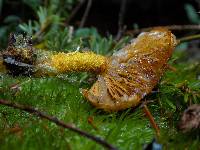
49, 51, 107, 74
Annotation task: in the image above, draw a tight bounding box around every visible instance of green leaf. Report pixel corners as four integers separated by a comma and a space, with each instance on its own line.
165, 98, 176, 110
0, 26, 8, 38
3, 15, 21, 24
75, 28, 100, 38
184, 93, 189, 103
185, 4, 200, 24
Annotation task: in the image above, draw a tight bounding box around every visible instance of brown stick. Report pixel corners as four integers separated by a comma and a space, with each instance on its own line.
143, 104, 160, 138
0, 99, 118, 150
115, 0, 127, 41
179, 33, 200, 43
127, 24, 200, 36
66, 0, 87, 25
79, 0, 92, 28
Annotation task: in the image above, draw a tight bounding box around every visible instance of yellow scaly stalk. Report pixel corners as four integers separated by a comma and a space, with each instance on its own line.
50, 51, 107, 74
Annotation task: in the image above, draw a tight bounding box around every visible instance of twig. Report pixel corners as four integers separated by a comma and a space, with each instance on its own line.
0, 99, 118, 150
79, 0, 92, 28
142, 104, 160, 138
66, 0, 87, 25
178, 34, 200, 43
87, 116, 98, 130
127, 24, 200, 36
115, 0, 127, 41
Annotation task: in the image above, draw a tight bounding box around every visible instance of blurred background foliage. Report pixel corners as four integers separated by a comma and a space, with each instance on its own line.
0, 0, 199, 49
0, 0, 78, 48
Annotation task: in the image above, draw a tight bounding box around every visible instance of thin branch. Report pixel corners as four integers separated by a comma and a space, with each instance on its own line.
178, 34, 200, 43
115, 0, 127, 41
79, 0, 92, 28
127, 24, 200, 36
66, 0, 87, 25
0, 99, 118, 150
143, 104, 160, 138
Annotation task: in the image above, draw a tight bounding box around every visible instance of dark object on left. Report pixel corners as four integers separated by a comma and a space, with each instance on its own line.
2, 33, 36, 76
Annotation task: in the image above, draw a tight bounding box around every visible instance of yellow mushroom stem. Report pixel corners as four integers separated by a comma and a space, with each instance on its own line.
50, 52, 107, 74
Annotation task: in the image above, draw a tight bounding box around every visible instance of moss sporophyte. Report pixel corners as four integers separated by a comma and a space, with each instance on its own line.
1, 28, 177, 111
